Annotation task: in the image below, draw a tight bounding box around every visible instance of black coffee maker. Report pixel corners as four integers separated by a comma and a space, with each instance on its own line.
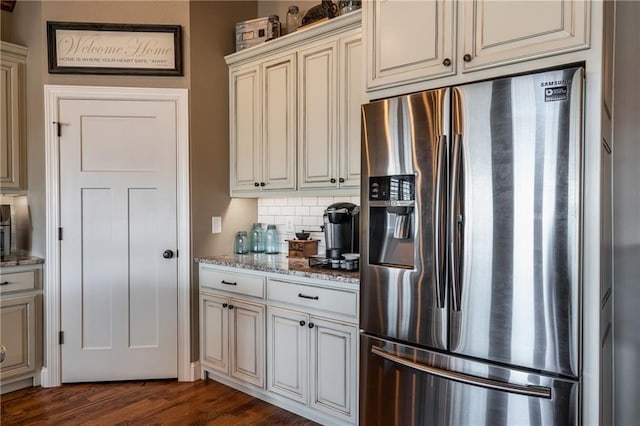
323, 202, 359, 259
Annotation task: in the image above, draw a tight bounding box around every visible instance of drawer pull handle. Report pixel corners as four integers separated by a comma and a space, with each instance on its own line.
222, 303, 228, 308
299, 320, 306, 327
0, 281, 8, 286
298, 293, 319, 300
221, 280, 237, 286
308, 323, 314, 329
228, 305, 234, 310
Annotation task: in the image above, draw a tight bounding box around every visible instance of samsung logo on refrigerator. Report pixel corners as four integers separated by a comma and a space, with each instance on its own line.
544, 86, 568, 102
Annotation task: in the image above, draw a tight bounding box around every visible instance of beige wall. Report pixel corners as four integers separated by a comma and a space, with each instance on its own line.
7, 1, 192, 258
4, 0, 259, 364
189, 0, 257, 360
1, 10, 12, 41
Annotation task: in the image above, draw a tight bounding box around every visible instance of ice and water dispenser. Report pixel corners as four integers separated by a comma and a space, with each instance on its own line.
368, 175, 416, 269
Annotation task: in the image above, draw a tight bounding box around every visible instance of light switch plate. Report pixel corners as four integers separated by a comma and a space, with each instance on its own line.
211, 216, 222, 234
285, 216, 294, 232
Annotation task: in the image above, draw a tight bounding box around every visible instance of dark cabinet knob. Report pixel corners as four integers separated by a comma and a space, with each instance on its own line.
308, 323, 314, 329
442, 58, 451, 66
463, 54, 472, 62
222, 303, 228, 308
254, 182, 260, 187
339, 177, 345, 183
228, 304, 234, 310
260, 182, 266, 187
330, 178, 336, 183
299, 320, 306, 327
162, 250, 174, 259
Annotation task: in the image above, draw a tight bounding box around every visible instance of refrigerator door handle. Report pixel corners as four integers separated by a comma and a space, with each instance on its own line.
371, 346, 552, 399
434, 134, 447, 309
450, 133, 463, 311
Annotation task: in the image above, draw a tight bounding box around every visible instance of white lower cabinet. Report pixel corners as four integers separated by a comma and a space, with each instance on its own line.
199, 263, 359, 425
269, 306, 357, 423
0, 264, 43, 393
201, 292, 265, 389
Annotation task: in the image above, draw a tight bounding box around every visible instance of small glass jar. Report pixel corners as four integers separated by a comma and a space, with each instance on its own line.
234, 231, 249, 254
265, 224, 280, 254
286, 6, 300, 34
338, 0, 361, 15
249, 223, 265, 253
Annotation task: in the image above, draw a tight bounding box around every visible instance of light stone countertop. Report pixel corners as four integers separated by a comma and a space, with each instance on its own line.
0, 255, 45, 267
195, 253, 359, 285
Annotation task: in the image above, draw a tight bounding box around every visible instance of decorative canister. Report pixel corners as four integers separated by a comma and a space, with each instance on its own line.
234, 231, 249, 254
249, 223, 265, 253
265, 224, 280, 254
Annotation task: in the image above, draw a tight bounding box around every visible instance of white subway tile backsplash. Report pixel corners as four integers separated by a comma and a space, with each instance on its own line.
287, 197, 303, 206
333, 196, 353, 203
302, 216, 319, 227
309, 206, 325, 217
265, 206, 282, 215
258, 215, 275, 225
257, 195, 360, 257
317, 196, 335, 206
294, 206, 310, 216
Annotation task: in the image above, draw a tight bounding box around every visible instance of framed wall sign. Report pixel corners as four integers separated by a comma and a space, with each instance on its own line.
47, 22, 183, 76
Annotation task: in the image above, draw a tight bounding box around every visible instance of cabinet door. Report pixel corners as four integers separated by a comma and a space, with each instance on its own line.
201, 294, 229, 374
267, 306, 308, 403
262, 54, 297, 191
0, 295, 36, 380
338, 32, 363, 189
298, 40, 338, 189
365, 0, 455, 90
0, 46, 26, 192
229, 299, 265, 388
309, 317, 358, 423
461, 0, 590, 72
230, 64, 261, 192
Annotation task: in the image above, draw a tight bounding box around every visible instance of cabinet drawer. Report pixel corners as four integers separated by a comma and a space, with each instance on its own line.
268, 279, 357, 318
0, 270, 37, 294
200, 267, 265, 299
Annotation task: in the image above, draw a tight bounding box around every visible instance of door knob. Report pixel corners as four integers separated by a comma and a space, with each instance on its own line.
163, 250, 174, 259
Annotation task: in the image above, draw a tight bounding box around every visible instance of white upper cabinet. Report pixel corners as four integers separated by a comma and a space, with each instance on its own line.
230, 64, 261, 193
226, 12, 362, 197
0, 42, 27, 193
364, 0, 590, 93
461, 0, 590, 72
298, 40, 338, 189
338, 32, 363, 189
229, 54, 296, 194
299, 30, 363, 191
365, 0, 456, 90
261, 53, 297, 191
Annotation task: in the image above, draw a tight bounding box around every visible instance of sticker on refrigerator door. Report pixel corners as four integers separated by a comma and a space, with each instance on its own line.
544, 86, 568, 102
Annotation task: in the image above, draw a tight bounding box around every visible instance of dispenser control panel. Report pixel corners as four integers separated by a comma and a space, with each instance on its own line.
369, 175, 415, 201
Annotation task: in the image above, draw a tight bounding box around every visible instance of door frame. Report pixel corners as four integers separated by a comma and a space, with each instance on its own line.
42, 85, 193, 386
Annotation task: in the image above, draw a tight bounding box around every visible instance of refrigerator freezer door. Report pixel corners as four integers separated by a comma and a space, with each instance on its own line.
449, 68, 583, 377
361, 89, 449, 350
360, 334, 579, 426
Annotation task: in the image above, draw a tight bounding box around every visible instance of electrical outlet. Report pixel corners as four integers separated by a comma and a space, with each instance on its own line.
211, 216, 222, 234
285, 216, 294, 233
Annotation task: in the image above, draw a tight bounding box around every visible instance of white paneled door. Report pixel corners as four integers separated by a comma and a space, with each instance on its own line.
59, 98, 178, 382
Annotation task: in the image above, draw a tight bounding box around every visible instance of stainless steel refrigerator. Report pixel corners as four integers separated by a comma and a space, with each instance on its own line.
360, 67, 583, 425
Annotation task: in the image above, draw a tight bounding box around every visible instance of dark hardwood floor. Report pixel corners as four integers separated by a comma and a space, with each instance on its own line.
1, 379, 319, 425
